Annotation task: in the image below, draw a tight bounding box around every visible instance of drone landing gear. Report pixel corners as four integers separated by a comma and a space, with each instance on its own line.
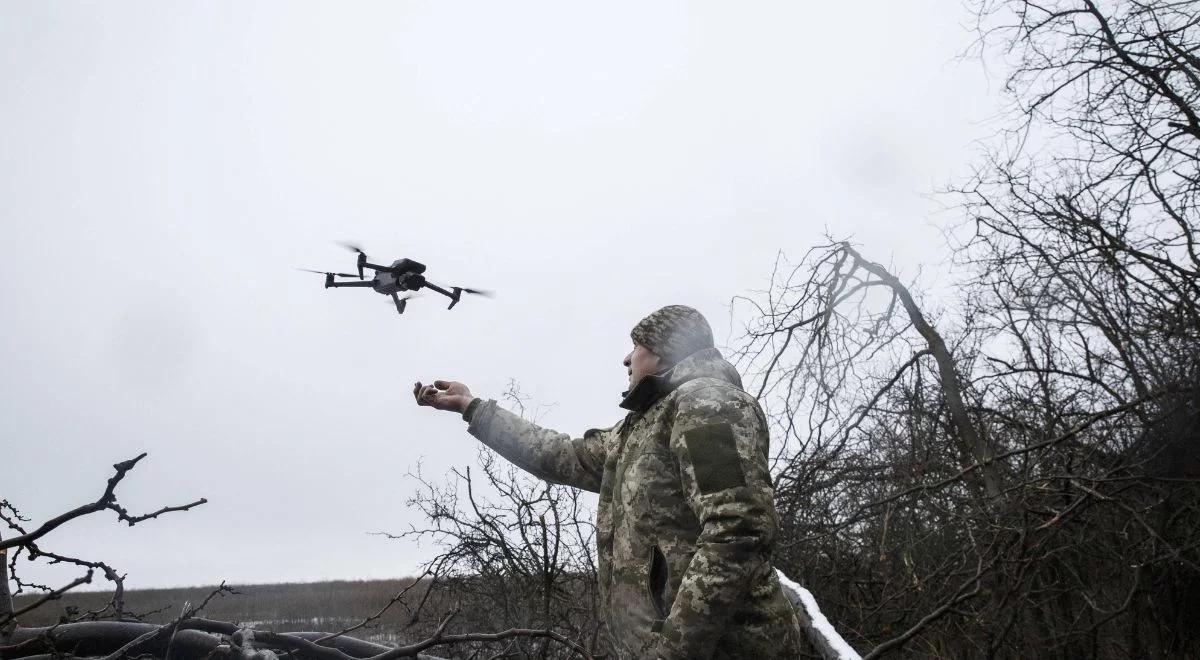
391, 293, 407, 315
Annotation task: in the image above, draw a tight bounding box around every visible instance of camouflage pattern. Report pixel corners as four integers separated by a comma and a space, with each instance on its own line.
466, 348, 803, 660
630, 305, 715, 367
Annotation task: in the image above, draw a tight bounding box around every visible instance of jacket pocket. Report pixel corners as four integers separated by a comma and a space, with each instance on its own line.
647, 544, 669, 623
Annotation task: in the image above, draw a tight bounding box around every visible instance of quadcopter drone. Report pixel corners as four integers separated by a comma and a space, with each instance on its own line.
299, 244, 491, 315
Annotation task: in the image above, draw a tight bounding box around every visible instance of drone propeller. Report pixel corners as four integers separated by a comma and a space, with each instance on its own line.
446, 288, 492, 301
296, 268, 359, 278
338, 242, 368, 279
456, 287, 494, 297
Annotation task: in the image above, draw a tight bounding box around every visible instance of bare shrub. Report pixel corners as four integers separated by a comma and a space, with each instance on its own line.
383, 381, 607, 659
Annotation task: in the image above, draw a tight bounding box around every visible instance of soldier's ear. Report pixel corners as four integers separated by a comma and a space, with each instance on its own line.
641, 344, 663, 366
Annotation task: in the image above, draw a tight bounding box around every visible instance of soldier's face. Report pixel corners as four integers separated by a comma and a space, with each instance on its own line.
624, 343, 661, 389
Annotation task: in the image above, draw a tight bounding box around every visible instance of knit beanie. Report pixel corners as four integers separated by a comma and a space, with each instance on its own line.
630, 305, 715, 367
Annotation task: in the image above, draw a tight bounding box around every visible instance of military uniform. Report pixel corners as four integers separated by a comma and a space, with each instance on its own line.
462, 339, 803, 659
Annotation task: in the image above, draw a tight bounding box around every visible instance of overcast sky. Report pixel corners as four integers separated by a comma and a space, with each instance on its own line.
2, 1, 998, 589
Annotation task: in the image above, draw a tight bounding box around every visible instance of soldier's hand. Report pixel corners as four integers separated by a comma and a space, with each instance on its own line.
413, 379, 474, 414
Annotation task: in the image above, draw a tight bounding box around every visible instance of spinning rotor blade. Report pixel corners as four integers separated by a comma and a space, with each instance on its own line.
457, 287, 494, 297
295, 268, 359, 278
337, 242, 368, 279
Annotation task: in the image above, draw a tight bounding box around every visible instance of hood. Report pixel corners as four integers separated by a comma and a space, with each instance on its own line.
619, 347, 744, 411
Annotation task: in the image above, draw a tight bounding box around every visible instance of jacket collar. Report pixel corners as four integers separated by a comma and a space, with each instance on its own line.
618, 347, 743, 412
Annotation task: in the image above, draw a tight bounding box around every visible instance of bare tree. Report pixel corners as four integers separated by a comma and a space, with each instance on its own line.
1, 453, 207, 627
732, 0, 1200, 656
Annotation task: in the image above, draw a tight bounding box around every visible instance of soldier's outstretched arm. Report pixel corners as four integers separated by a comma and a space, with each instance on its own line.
414, 380, 607, 493
659, 386, 779, 660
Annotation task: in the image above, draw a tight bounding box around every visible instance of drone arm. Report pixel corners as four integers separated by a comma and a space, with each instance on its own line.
423, 282, 452, 297
422, 282, 462, 309
327, 280, 377, 288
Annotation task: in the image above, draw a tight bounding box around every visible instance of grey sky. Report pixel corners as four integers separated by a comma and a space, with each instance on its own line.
2, 1, 996, 588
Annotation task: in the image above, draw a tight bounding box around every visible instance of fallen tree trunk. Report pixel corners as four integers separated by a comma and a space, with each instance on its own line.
1, 622, 448, 660
777, 569, 861, 660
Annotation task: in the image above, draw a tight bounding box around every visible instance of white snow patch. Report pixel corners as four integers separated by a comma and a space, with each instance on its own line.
776, 569, 861, 660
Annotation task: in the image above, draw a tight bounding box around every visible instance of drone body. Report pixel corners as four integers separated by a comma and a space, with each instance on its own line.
357, 258, 427, 295
300, 249, 490, 316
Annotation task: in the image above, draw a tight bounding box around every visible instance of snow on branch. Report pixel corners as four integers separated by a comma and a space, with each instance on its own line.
776, 569, 861, 660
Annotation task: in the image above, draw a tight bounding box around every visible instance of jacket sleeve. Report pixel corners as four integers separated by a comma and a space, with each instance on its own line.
658, 386, 779, 660
465, 398, 609, 493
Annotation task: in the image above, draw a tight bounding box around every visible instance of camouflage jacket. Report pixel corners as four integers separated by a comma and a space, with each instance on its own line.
464, 348, 803, 659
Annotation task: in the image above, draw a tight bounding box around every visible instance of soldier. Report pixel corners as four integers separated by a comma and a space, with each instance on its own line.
413, 305, 803, 659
